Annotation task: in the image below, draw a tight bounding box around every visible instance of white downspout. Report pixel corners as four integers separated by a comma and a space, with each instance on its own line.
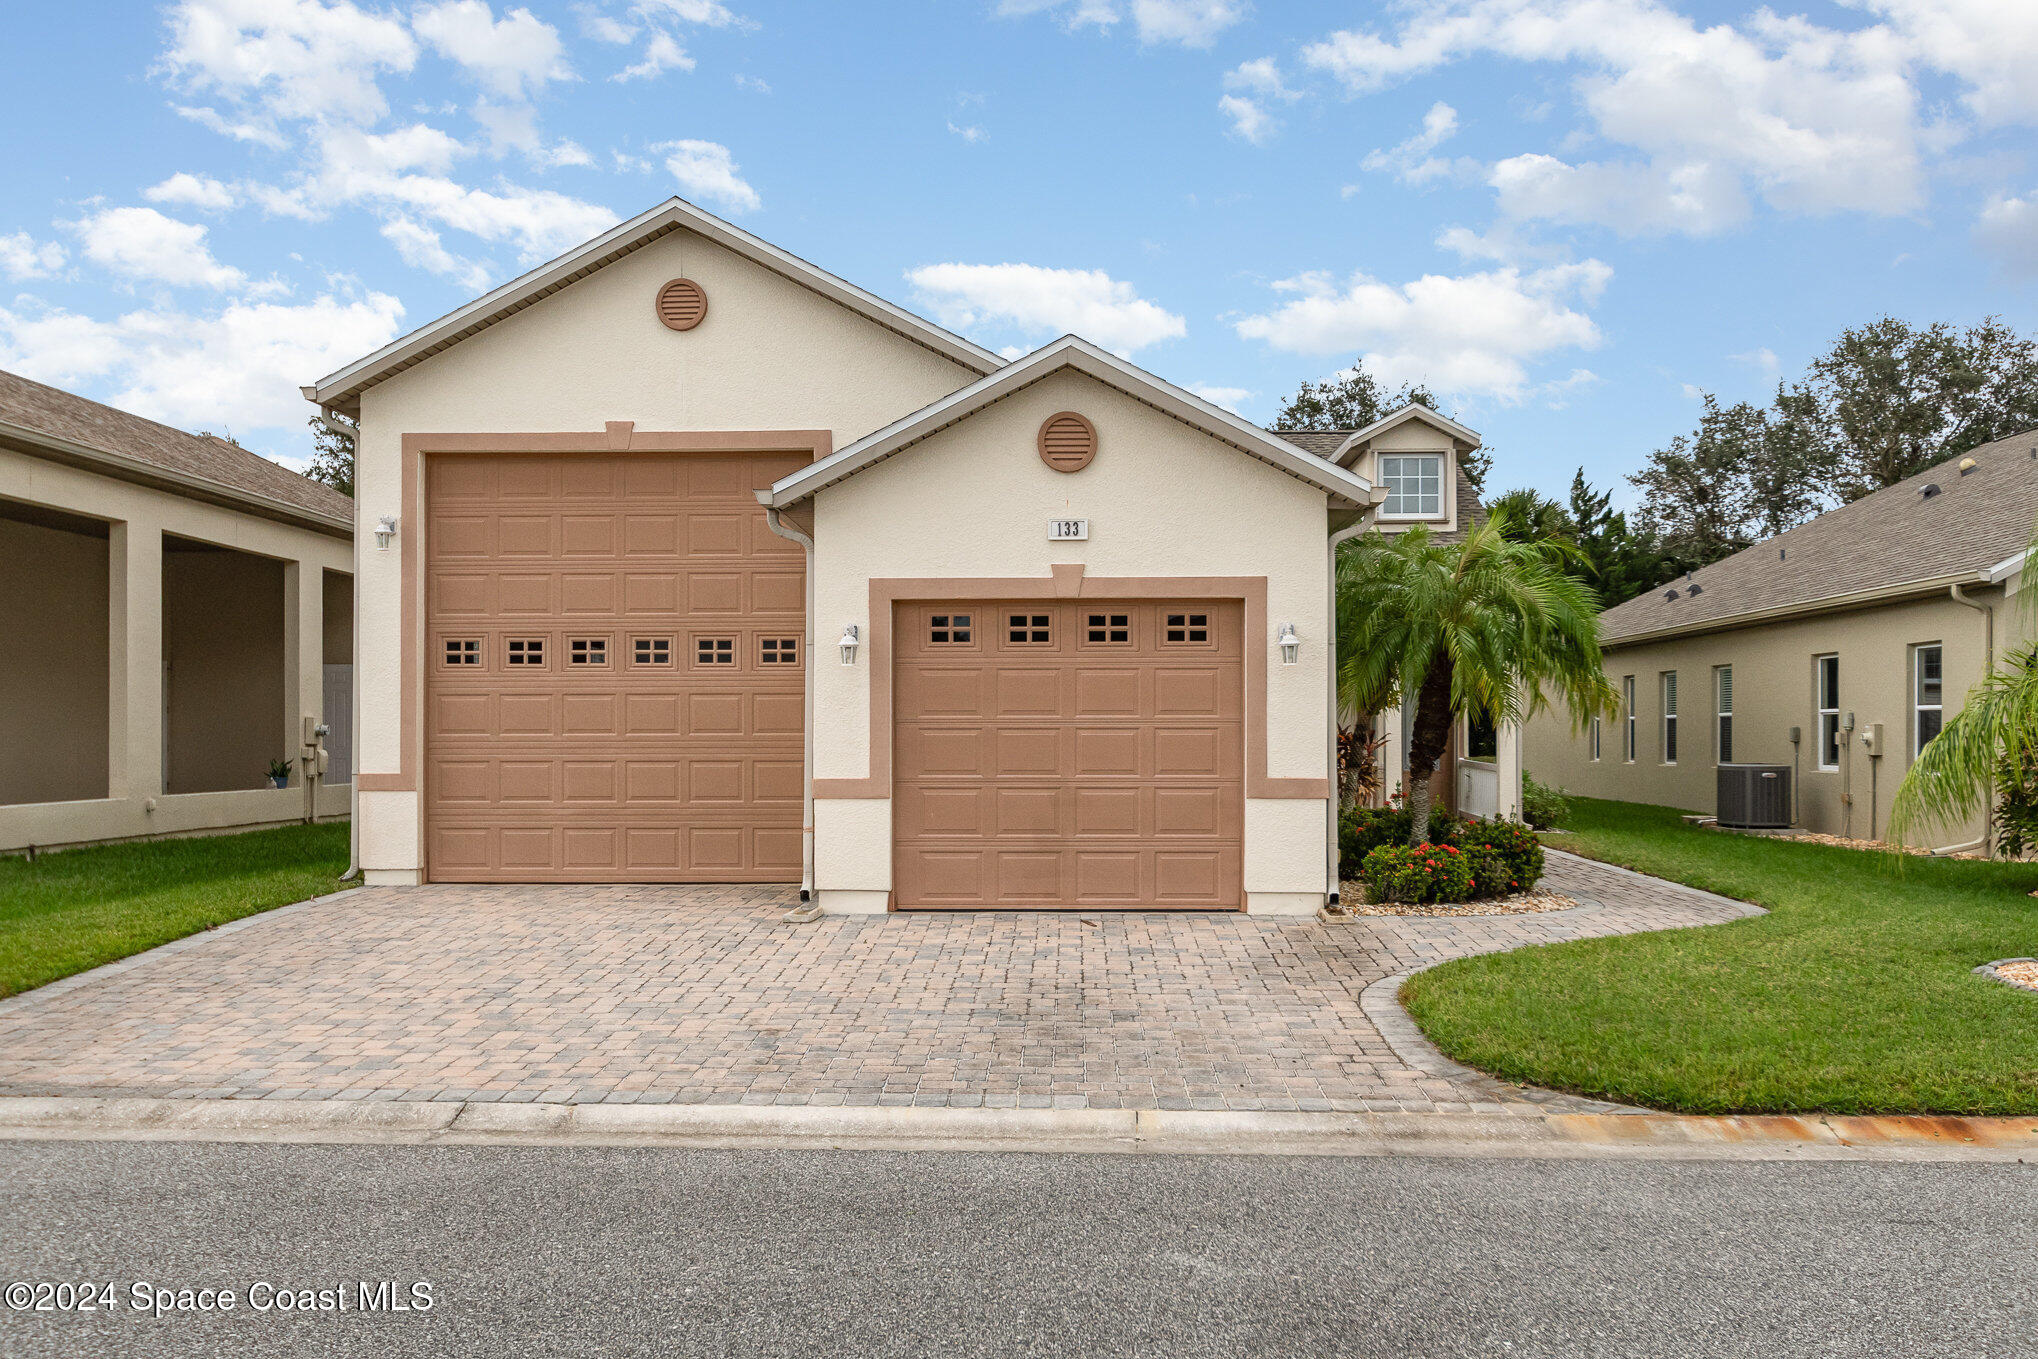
1324, 500, 1378, 908
316, 404, 363, 884
762, 502, 821, 921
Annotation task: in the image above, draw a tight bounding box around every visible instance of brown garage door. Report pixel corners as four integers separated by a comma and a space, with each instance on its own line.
424, 451, 806, 882
893, 600, 1244, 909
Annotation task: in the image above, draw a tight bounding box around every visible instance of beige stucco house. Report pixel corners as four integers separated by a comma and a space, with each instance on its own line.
308, 197, 1503, 912
1524, 431, 2038, 848
1, 370, 353, 853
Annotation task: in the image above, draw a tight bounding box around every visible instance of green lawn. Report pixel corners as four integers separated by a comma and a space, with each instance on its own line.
1402, 797, 2038, 1115
0, 822, 351, 998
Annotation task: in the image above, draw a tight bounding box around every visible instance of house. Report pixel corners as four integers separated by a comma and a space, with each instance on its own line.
0, 369, 354, 853
1523, 432, 2038, 847
1279, 416, 1516, 823
306, 196, 1502, 911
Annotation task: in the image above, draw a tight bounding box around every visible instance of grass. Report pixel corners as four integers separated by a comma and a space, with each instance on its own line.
1401, 797, 2038, 1115
0, 822, 351, 999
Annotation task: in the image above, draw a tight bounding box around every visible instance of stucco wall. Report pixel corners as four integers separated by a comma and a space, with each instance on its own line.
1522, 587, 2017, 846
163, 544, 288, 794
0, 516, 109, 805
0, 447, 352, 852
809, 366, 1334, 912
352, 226, 984, 877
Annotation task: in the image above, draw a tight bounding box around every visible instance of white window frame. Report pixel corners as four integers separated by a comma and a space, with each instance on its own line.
1622, 675, 1637, 763
1913, 643, 1943, 760
1714, 665, 1734, 765
1590, 716, 1602, 762
1815, 654, 1840, 771
1660, 670, 1678, 766
1378, 453, 1444, 519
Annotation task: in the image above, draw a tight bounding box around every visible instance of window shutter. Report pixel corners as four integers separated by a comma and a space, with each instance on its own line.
1717, 667, 1733, 713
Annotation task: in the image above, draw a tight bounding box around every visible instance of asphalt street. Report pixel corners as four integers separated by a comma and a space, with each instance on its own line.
1, 1140, 2032, 1359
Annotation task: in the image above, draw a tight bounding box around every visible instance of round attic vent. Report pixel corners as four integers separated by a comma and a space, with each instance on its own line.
1037, 412, 1097, 473
655, 278, 708, 331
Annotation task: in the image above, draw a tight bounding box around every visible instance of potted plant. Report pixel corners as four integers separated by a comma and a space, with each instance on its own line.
266, 758, 292, 790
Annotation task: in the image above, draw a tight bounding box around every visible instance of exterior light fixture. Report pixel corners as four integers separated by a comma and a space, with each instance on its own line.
838, 623, 860, 666
1277, 622, 1300, 665
374, 515, 398, 551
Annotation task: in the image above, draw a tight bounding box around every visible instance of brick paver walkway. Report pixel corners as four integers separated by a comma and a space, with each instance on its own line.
0, 852, 1756, 1113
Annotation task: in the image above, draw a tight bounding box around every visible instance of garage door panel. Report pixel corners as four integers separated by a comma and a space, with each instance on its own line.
424, 450, 805, 882
895, 599, 1242, 909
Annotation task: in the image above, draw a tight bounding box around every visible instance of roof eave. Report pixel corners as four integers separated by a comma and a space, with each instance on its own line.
305, 198, 1003, 418
762, 336, 1375, 509
0, 420, 352, 537
1331, 404, 1484, 467
1600, 571, 1992, 649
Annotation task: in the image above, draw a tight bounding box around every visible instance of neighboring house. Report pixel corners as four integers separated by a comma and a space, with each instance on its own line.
1281, 414, 1517, 822
306, 196, 1511, 911
0, 370, 353, 853
1524, 432, 2038, 847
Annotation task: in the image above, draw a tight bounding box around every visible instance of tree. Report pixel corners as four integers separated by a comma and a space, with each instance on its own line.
1484, 487, 1574, 545
1336, 513, 1618, 844
1632, 316, 2038, 557
1274, 360, 1493, 493
305, 414, 357, 498
1567, 470, 1668, 606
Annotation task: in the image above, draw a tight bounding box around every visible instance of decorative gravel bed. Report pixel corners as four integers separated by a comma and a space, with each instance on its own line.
1979, 958, 2038, 993
1765, 830, 1982, 859
1335, 883, 1581, 917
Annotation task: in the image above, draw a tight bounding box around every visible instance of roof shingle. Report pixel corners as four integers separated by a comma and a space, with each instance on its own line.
0, 368, 351, 525
1599, 427, 2038, 643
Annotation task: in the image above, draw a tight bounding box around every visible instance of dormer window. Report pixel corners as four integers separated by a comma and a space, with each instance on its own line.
1380, 454, 1443, 517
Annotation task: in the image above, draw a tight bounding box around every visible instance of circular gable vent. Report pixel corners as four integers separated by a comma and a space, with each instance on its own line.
1037, 412, 1097, 473
656, 278, 708, 331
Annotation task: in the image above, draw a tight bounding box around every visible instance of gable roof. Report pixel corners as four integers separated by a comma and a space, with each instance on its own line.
1274, 426, 1486, 544
304, 197, 1003, 420
1600, 426, 2038, 645
760, 336, 1376, 510
1328, 404, 1482, 466
0, 368, 351, 532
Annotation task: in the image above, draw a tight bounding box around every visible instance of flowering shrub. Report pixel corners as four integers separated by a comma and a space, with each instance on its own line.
1462, 846, 1513, 899
1360, 842, 1474, 904
1340, 805, 1475, 878
1458, 818, 1544, 894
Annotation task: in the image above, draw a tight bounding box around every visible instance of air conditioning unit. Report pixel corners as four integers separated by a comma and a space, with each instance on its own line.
1717, 764, 1791, 829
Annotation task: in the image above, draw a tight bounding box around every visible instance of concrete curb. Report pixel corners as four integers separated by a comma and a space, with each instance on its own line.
1, 1097, 2033, 1161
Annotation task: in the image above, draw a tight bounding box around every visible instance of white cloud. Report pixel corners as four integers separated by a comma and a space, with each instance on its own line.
1299, 0, 1935, 233
1852, 0, 2038, 127
948, 121, 986, 143
379, 216, 494, 290
1976, 190, 2038, 274
1362, 101, 1463, 185
613, 31, 693, 80
69, 206, 254, 292
144, 172, 239, 213
0, 233, 66, 280
1730, 346, 1781, 375
657, 139, 759, 212
998, 0, 1242, 45
160, 0, 419, 132
1224, 56, 1294, 100
0, 291, 406, 437
1219, 94, 1276, 144
1187, 382, 1252, 413
636, 0, 741, 24
413, 0, 571, 98
470, 100, 590, 164
1128, 0, 1244, 47
1233, 260, 1611, 399
733, 73, 770, 93
905, 262, 1186, 355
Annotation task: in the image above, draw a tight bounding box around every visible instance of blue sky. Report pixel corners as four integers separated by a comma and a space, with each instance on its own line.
3, 0, 2034, 506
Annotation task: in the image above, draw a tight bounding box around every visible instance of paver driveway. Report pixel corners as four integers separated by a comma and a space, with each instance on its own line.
0, 853, 1753, 1113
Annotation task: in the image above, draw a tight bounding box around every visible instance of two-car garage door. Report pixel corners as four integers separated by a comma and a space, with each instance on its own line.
424, 451, 806, 882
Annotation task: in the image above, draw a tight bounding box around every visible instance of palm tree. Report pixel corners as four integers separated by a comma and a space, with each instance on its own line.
1484, 487, 1575, 546
1337, 514, 1618, 844
1889, 643, 2038, 850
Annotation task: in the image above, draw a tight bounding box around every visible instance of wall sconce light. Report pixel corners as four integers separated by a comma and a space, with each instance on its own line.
1277, 622, 1300, 665
374, 515, 398, 551
838, 623, 860, 666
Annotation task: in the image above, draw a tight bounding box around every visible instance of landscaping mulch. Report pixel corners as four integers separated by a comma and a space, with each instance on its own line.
1991, 959, 2038, 992
1335, 883, 1581, 917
